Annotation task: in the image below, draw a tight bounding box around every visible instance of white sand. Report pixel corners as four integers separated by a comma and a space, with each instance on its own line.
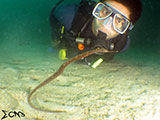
0, 48, 160, 120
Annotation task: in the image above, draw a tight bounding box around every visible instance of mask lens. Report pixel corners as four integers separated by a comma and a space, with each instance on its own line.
93, 3, 112, 19
113, 14, 130, 33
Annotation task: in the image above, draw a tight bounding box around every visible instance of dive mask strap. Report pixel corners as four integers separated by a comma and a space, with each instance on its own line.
129, 23, 134, 30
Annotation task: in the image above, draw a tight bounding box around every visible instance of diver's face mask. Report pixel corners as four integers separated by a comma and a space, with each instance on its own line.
92, 2, 134, 34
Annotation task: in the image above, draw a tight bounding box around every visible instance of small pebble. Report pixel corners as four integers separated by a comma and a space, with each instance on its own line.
31, 75, 40, 80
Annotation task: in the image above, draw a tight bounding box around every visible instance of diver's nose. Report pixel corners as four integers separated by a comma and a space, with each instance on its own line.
103, 16, 113, 27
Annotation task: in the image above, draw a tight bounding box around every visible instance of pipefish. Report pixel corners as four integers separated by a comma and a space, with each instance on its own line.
27, 48, 117, 113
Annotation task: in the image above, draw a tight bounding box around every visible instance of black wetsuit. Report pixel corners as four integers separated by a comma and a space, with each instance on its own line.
50, 0, 131, 62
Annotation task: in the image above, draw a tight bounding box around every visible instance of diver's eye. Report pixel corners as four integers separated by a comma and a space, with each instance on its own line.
115, 16, 124, 24
103, 9, 110, 15
114, 14, 125, 29
100, 7, 111, 18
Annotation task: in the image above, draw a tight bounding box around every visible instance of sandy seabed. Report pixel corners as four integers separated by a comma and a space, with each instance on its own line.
0, 48, 160, 120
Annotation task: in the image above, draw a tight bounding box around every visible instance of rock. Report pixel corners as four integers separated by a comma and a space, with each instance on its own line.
30, 75, 40, 80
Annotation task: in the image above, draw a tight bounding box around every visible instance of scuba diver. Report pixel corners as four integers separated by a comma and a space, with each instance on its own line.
50, 0, 142, 66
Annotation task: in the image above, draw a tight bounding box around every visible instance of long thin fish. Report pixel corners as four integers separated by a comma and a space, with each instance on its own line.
27, 48, 117, 113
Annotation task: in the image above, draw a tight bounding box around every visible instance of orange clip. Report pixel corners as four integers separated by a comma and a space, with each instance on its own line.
78, 43, 85, 51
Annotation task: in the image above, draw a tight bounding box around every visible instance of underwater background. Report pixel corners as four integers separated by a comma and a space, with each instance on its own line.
0, 0, 159, 65
0, 0, 159, 120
